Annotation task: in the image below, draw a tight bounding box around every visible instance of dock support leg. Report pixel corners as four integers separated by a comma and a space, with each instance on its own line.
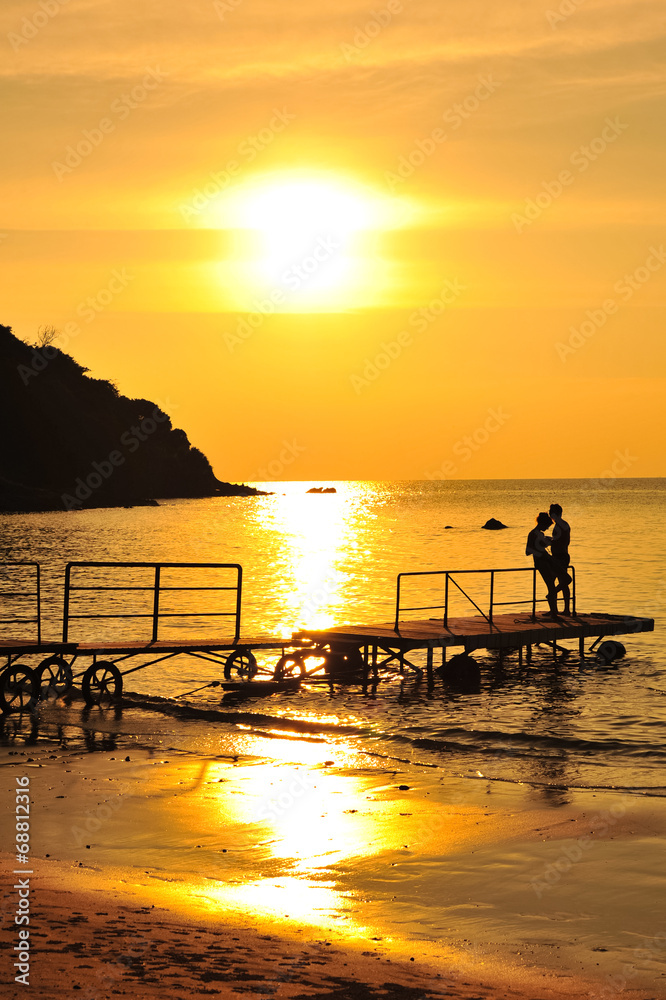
441, 647, 447, 666
579, 637, 585, 662
518, 646, 523, 667
372, 645, 378, 682
526, 644, 532, 664
426, 647, 434, 689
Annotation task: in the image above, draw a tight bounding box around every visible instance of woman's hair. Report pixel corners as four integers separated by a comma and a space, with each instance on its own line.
536, 512, 553, 529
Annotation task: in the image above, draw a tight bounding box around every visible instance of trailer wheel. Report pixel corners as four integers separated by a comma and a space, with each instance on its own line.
223, 648, 258, 681
273, 653, 308, 680
35, 656, 73, 699
81, 662, 123, 706
0, 665, 38, 713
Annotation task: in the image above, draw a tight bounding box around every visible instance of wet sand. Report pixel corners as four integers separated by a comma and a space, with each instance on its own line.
1, 739, 665, 999
0, 878, 543, 1000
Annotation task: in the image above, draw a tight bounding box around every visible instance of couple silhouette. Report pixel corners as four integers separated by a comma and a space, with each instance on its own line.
525, 503, 572, 617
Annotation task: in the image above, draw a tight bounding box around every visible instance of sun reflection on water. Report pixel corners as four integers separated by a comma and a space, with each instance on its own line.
247, 483, 376, 635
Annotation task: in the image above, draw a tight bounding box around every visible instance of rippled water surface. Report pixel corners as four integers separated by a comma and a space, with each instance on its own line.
2, 479, 665, 792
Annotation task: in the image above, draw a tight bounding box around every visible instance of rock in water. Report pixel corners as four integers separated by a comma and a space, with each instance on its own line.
436, 653, 481, 691
482, 517, 508, 530
307, 486, 336, 493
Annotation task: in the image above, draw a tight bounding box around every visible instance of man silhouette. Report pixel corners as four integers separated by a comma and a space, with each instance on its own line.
549, 503, 571, 615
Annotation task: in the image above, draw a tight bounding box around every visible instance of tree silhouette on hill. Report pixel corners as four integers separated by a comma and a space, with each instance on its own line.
0, 324, 264, 511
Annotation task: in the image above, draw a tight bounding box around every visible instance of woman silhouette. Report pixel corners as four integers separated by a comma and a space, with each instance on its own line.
526, 512, 559, 617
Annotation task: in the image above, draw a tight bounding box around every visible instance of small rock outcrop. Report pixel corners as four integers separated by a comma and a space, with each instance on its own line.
306, 486, 337, 493
482, 518, 508, 530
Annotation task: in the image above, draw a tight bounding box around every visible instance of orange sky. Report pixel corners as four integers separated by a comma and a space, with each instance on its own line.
2, 0, 664, 480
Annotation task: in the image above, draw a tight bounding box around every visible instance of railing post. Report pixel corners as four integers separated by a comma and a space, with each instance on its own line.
489, 570, 494, 625
394, 575, 400, 631
444, 573, 449, 628
152, 565, 161, 643
234, 565, 242, 644
36, 564, 41, 646
571, 564, 576, 615
531, 568, 537, 619
63, 563, 71, 642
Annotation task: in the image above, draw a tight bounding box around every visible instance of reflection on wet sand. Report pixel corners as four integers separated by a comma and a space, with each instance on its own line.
3, 718, 665, 995
157, 735, 385, 934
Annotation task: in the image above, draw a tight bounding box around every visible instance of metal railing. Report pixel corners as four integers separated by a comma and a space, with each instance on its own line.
0, 562, 41, 643
63, 562, 243, 644
394, 565, 576, 630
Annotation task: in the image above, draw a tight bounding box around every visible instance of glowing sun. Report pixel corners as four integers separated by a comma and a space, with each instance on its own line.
211, 172, 410, 311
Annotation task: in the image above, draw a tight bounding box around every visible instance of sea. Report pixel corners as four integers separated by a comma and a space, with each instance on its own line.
3, 478, 666, 993
1, 478, 664, 796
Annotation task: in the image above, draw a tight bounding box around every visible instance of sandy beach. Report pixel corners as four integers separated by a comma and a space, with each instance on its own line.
2, 722, 664, 1000
0, 877, 538, 1000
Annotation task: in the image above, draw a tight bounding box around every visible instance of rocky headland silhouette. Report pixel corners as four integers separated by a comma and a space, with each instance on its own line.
0, 325, 267, 512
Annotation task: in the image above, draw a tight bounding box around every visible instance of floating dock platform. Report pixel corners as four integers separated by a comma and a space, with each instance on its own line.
0, 561, 656, 708
294, 610, 654, 681
293, 566, 654, 683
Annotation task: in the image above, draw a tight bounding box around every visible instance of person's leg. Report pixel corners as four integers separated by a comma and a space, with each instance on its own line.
537, 564, 559, 616
546, 580, 559, 616
552, 558, 571, 614
560, 577, 571, 615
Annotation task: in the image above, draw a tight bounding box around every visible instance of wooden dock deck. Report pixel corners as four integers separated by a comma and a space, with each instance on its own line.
296, 611, 654, 652
73, 637, 289, 656
294, 610, 655, 681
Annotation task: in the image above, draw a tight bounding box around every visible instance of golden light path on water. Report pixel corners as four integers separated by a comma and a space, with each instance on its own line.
247, 483, 374, 636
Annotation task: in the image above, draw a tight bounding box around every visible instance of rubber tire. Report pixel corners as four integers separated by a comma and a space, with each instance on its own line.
437, 653, 481, 690
223, 648, 258, 681
597, 640, 626, 663
81, 662, 123, 706
35, 656, 73, 699
323, 648, 365, 679
0, 665, 38, 714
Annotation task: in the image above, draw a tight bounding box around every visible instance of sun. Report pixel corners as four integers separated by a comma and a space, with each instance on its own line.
208, 171, 412, 311
230, 176, 381, 240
